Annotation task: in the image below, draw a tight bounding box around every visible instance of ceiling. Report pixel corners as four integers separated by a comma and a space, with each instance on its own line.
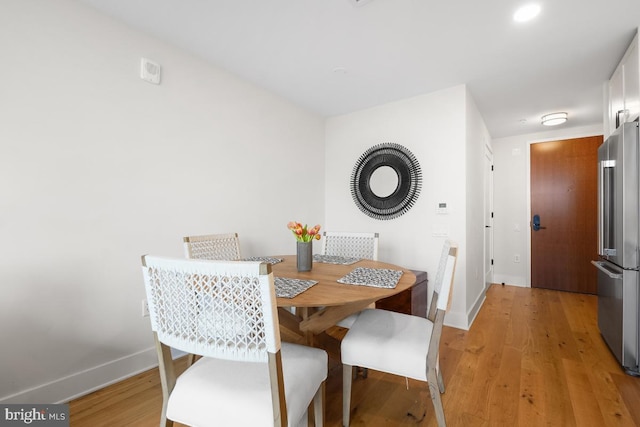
78, 0, 639, 139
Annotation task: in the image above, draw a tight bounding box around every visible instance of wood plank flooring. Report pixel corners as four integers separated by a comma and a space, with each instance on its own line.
68, 284, 640, 426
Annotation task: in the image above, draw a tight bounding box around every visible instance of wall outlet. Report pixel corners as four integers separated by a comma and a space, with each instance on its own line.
142, 299, 149, 317
514, 254, 521, 263
431, 225, 449, 237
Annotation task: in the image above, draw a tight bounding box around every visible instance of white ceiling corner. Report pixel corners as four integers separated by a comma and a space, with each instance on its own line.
77, 0, 640, 138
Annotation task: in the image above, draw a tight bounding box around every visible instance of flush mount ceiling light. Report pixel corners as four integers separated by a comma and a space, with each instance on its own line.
513, 3, 541, 22
541, 112, 568, 126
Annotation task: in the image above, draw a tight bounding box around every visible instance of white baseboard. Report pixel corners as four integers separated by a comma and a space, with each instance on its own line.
0, 347, 170, 404
444, 309, 469, 331
444, 288, 487, 331
493, 274, 527, 287
466, 288, 486, 327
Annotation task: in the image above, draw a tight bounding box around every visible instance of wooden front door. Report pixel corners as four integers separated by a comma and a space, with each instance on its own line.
530, 135, 602, 294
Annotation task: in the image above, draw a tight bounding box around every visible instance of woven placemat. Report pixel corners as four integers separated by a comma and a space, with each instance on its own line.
274, 277, 318, 298
313, 254, 361, 265
241, 256, 283, 265
337, 267, 403, 289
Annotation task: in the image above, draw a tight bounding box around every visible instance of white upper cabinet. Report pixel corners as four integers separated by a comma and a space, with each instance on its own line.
609, 63, 625, 133
625, 40, 639, 123
606, 31, 639, 138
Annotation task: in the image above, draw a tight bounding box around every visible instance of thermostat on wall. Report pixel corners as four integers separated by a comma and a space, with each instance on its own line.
141, 58, 161, 85
436, 202, 448, 214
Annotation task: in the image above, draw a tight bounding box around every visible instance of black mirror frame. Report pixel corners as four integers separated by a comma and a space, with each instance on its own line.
350, 143, 422, 220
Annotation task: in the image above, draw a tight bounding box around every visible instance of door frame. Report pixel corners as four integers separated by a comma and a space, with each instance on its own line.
525, 130, 603, 287
484, 144, 494, 291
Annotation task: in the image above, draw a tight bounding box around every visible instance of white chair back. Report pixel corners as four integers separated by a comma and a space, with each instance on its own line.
142, 256, 279, 361
428, 240, 456, 320
183, 233, 242, 261
436, 244, 457, 313
322, 231, 379, 260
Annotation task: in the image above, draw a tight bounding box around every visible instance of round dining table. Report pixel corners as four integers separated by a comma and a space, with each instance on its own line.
270, 255, 417, 345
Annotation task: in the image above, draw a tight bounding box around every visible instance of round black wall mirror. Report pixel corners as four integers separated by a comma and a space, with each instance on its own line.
350, 143, 422, 220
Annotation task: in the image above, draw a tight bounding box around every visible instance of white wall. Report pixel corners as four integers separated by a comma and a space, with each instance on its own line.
491, 124, 603, 287
0, 0, 325, 403
325, 85, 489, 329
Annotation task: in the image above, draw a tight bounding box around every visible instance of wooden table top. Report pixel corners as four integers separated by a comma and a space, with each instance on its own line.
272, 255, 417, 308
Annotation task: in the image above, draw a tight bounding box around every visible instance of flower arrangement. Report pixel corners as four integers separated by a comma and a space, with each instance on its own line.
287, 222, 321, 242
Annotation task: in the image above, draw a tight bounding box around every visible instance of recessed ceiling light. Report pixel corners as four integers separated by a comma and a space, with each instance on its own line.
541, 112, 568, 126
513, 4, 541, 22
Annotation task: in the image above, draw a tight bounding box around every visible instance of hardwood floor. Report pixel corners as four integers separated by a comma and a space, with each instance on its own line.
69, 284, 640, 426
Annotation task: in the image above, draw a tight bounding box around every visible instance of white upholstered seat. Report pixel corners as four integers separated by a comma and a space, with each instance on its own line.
142, 256, 327, 427
167, 344, 326, 427
341, 241, 458, 427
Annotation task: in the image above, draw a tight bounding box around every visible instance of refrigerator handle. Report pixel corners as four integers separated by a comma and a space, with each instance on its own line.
615, 109, 627, 128
599, 159, 616, 256
591, 260, 623, 279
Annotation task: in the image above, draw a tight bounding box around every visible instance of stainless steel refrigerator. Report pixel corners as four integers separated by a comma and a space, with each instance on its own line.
592, 120, 640, 376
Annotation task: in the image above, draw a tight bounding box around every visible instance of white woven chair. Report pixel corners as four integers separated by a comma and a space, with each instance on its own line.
142, 256, 327, 427
321, 231, 379, 261
321, 231, 379, 331
341, 241, 458, 427
183, 233, 241, 261
182, 233, 243, 366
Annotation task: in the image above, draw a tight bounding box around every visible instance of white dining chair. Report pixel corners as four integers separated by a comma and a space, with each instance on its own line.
142, 255, 327, 427
321, 231, 379, 329
183, 232, 242, 261
182, 232, 244, 366
341, 241, 458, 427
320, 231, 380, 379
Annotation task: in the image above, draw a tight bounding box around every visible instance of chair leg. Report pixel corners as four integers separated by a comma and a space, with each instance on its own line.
437, 367, 445, 393
353, 366, 368, 379
342, 364, 353, 427
428, 368, 446, 427
155, 338, 176, 427
313, 381, 325, 427
160, 414, 174, 427
435, 357, 445, 393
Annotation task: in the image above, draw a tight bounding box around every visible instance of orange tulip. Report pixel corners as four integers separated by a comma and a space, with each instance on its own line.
287, 221, 322, 242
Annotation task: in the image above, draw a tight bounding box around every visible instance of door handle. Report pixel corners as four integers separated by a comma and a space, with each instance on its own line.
532, 214, 546, 231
